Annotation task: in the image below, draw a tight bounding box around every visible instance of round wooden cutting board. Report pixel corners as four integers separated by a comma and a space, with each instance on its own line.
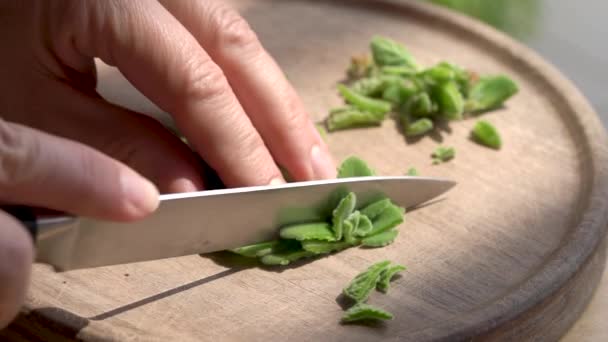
3, 0, 608, 341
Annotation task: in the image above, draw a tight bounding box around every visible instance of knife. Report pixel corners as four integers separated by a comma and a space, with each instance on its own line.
2, 176, 455, 271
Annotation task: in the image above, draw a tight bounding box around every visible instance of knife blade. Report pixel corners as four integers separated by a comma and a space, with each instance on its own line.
6, 176, 455, 271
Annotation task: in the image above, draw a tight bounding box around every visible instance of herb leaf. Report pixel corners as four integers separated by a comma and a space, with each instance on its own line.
467, 75, 518, 112
434, 81, 464, 120
337, 84, 392, 116
341, 303, 393, 323
331, 192, 357, 240
337, 156, 376, 178
431, 146, 455, 164
360, 198, 391, 220
326, 107, 383, 131
280, 222, 336, 241
368, 204, 405, 236
406, 167, 418, 176
472, 120, 502, 149
377, 264, 406, 293
404, 117, 434, 137
229, 241, 278, 258
361, 229, 399, 247
343, 260, 391, 302
370, 36, 417, 69
302, 240, 356, 254
354, 214, 373, 237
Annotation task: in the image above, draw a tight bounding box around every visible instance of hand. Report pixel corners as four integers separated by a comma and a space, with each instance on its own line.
0, 0, 336, 328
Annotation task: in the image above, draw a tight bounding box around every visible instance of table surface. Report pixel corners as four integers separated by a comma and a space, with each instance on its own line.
425, 1, 608, 340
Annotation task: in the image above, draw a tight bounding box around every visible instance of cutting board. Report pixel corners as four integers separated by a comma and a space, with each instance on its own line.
3, 0, 608, 341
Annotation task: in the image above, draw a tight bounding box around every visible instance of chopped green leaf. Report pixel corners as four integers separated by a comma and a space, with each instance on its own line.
406, 167, 418, 176
326, 107, 384, 131
350, 76, 386, 97
337, 84, 392, 116
467, 75, 518, 112
434, 81, 464, 120
354, 215, 373, 237
432, 146, 455, 164
404, 117, 434, 137
280, 222, 336, 241
337, 156, 376, 178
260, 249, 316, 266
368, 204, 405, 236
341, 303, 393, 323
370, 36, 417, 69
229, 241, 278, 258
360, 199, 391, 220
344, 211, 361, 243
302, 240, 356, 254
331, 192, 357, 240
377, 264, 406, 293
361, 229, 399, 247
343, 260, 391, 302
472, 120, 502, 149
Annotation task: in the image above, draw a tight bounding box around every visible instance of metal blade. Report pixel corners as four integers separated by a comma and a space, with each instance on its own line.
35, 176, 455, 270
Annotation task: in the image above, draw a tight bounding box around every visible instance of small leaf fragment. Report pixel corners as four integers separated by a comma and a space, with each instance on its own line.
362, 229, 399, 247
467, 75, 518, 112
434, 81, 464, 120
368, 204, 405, 236
343, 260, 391, 303
360, 198, 391, 220
406, 167, 418, 176
341, 303, 393, 323
370, 35, 417, 69
280, 222, 336, 241
471, 120, 501, 149
302, 240, 355, 254
404, 118, 433, 137
377, 264, 406, 293
326, 107, 384, 131
337, 156, 376, 178
229, 241, 278, 258
354, 215, 373, 237
350, 76, 386, 97
331, 192, 357, 240
431, 146, 455, 164
344, 211, 361, 243
260, 249, 316, 266
337, 84, 392, 116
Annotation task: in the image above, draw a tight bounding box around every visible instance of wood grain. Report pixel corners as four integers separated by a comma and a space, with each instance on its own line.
3, 0, 608, 341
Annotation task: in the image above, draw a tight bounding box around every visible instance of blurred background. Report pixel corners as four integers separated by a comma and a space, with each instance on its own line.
426, 0, 608, 127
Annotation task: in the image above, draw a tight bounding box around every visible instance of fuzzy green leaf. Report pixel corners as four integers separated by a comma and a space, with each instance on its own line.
360, 198, 391, 220
331, 192, 357, 240
471, 120, 501, 149
337, 156, 376, 178
301, 240, 356, 254
341, 303, 393, 323
343, 260, 392, 302
370, 36, 417, 69
467, 75, 518, 112
361, 229, 399, 247
368, 204, 405, 236
337, 84, 392, 116
280, 222, 336, 241
377, 264, 406, 293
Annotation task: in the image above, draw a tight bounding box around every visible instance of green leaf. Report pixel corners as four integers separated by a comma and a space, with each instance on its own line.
229, 240, 278, 258
301, 240, 356, 254
343, 260, 392, 302
377, 264, 406, 293
350, 76, 386, 97
362, 229, 399, 247
404, 118, 434, 137
406, 92, 435, 117
471, 120, 501, 149
260, 249, 317, 266
368, 204, 405, 236
337, 156, 376, 178
337, 84, 392, 116
431, 146, 455, 164
331, 192, 357, 240
360, 198, 391, 220
341, 303, 393, 323
406, 167, 418, 176
434, 81, 464, 120
420, 63, 456, 83
347, 54, 373, 79
280, 222, 336, 241
466, 75, 518, 112
354, 214, 373, 237
326, 107, 384, 131
380, 65, 417, 76
370, 36, 417, 69
344, 211, 361, 243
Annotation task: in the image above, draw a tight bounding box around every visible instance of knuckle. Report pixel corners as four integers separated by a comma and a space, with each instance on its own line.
0, 120, 38, 191
180, 58, 231, 108
214, 7, 261, 52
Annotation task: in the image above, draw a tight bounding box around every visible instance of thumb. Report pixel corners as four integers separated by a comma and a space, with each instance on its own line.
0, 118, 159, 221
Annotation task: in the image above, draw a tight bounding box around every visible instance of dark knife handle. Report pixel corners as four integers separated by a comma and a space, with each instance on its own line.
1, 205, 37, 241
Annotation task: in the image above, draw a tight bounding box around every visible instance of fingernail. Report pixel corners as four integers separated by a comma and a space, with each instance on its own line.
310, 144, 336, 179
269, 177, 285, 186
170, 178, 199, 193
121, 170, 160, 216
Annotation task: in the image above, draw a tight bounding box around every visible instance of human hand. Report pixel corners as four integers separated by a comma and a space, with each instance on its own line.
0, 0, 335, 327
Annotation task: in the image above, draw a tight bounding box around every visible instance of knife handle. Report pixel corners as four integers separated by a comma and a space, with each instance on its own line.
1, 205, 37, 241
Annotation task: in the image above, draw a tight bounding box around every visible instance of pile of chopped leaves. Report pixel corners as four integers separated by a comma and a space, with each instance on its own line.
321, 35, 516, 153
229, 156, 405, 266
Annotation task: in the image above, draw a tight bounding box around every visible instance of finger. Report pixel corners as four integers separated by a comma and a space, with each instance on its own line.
0, 118, 159, 221
55, 0, 284, 187
0, 211, 34, 329
159, 0, 337, 181
5, 80, 205, 194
